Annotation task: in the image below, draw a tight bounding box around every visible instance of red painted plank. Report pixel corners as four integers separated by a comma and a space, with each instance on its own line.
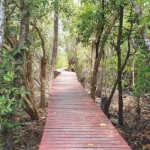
40, 142, 130, 147
39, 148, 129, 150
39, 70, 131, 150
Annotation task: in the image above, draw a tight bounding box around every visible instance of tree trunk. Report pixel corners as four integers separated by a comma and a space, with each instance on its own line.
30, 23, 48, 108
0, 0, 6, 62
18, 3, 38, 120
40, 57, 47, 107
91, 16, 118, 100
117, 6, 124, 125
90, 0, 104, 99
102, 80, 118, 116
101, 6, 133, 119
74, 45, 78, 72
132, 54, 135, 86
91, 40, 96, 74
102, 37, 132, 117
136, 96, 141, 115
26, 51, 35, 103
23, 96, 38, 119
50, 10, 58, 85
96, 55, 105, 98
131, 0, 150, 58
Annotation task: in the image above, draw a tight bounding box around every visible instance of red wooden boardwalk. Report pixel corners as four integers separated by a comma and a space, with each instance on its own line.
39, 69, 131, 150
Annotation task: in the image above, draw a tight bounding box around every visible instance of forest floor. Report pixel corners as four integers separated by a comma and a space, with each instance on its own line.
95, 91, 150, 150
12, 92, 48, 150
2, 89, 149, 150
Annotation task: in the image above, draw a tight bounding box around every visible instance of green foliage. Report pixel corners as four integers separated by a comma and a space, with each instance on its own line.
14, 137, 21, 144
75, 2, 102, 44
56, 51, 68, 68
134, 49, 150, 97
0, 52, 26, 136
75, 45, 91, 79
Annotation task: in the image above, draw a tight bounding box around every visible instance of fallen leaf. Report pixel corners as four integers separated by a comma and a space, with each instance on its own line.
100, 123, 106, 127
88, 144, 94, 146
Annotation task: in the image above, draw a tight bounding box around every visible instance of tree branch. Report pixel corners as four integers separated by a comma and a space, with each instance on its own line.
6, 5, 16, 21
6, 36, 15, 48
30, 22, 46, 57
12, 0, 22, 9
3, 44, 12, 51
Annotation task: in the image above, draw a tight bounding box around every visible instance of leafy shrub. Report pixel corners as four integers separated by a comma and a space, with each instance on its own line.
0, 52, 26, 148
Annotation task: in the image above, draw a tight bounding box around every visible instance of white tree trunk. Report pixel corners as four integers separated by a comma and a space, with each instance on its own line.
0, 0, 5, 61
131, 0, 150, 58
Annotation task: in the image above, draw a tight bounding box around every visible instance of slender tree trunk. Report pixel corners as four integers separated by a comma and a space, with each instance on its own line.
136, 96, 141, 115
96, 55, 105, 98
132, 54, 135, 86
101, 7, 133, 119
117, 6, 124, 125
40, 57, 47, 107
90, 0, 104, 99
91, 40, 96, 76
26, 51, 35, 103
50, 10, 58, 85
0, 0, 6, 62
104, 54, 107, 96
74, 45, 78, 72
40, 34, 47, 107
30, 23, 48, 108
102, 38, 132, 117
131, 0, 150, 58
95, 0, 104, 59
91, 16, 118, 100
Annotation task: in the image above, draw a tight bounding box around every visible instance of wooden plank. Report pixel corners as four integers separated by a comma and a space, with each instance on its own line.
39, 70, 131, 150
39, 148, 129, 150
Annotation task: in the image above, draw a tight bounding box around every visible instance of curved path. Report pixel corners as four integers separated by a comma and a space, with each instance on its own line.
39, 69, 131, 150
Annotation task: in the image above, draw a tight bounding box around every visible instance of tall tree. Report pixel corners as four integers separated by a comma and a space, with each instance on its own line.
50, 0, 58, 83
30, 23, 48, 108
17, 1, 38, 120
101, 4, 134, 119
91, 15, 118, 100
116, 5, 124, 125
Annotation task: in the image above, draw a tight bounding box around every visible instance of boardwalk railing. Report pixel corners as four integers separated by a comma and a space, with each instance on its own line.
39, 69, 131, 150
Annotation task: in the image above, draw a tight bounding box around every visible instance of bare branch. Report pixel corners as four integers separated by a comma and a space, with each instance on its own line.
34, 77, 41, 86
3, 44, 12, 51
30, 22, 46, 57
6, 36, 15, 48
12, 0, 22, 9
6, 5, 16, 21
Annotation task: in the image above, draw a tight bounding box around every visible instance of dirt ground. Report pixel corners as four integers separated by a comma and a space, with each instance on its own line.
12, 92, 48, 150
